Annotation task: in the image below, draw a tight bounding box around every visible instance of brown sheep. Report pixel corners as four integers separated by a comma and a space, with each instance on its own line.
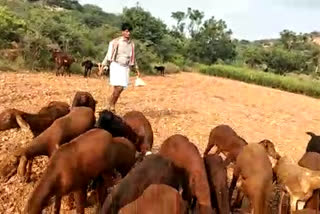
293, 208, 317, 214
274, 156, 320, 213
159, 134, 213, 214
204, 154, 230, 214
258, 139, 281, 160
204, 124, 248, 165
229, 143, 273, 214
71, 91, 97, 113
16, 107, 96, 181
95, 110, 142, 152
52, 50, 75, 77
100, 154, 187, 214
0, 101, 70, 137
120, 184, 188, 214
25, 129, 136, 214
123, 110, 154, 156
298, 152, 320, 212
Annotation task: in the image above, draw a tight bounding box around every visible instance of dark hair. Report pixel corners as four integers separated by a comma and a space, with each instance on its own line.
121, 22, 133, 31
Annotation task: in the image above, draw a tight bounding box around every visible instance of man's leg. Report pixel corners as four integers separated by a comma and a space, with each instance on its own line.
108, 86, 124, 112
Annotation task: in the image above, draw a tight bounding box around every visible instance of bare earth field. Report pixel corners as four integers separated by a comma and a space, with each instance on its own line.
0, 71, 320, 213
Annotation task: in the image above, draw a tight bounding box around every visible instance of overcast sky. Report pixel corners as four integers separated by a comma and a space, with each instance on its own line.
79, 0, 320, 41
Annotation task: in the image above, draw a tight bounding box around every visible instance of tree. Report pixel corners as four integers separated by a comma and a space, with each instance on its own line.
171, 11, 186, 36
121, 5, 167, 46
187, 16, 236, 64
186, 8, 204, 37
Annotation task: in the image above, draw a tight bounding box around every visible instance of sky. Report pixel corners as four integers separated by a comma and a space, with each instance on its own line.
79, 0, 320, 41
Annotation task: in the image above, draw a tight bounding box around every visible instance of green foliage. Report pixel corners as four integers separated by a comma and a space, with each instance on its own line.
163, 62, 180, 74
2, 0, 320, 90
0, 6, 26, 47
200, 64, 320, 98
122, 5, 167, 46
187, 16, 236, 64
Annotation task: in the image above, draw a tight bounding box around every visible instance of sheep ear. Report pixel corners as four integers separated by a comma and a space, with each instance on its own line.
15, 115, 30, 131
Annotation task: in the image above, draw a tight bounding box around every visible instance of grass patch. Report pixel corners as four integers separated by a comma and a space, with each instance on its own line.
199, 64, 320, 98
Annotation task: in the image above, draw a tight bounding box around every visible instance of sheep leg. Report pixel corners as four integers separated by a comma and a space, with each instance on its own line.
278, 190, 285, 214
232, 188, 245, 209
229, 166, 240, 207
54, 195, 62, 214
24, 158, 33, 183
74, 188, 86, 214
56, 64, 62, 76
317, 189, 319, 214
17, 156, 28, 176
290, 196, 298, 213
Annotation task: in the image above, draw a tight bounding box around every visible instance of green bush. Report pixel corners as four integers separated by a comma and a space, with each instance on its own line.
199, 64, 320, 98
70, 63, 83, 74
163, 62, 180, 74
0, 6, 26, 48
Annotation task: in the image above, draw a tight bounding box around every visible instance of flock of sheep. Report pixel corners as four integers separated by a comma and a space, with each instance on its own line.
0, 91, 320, 214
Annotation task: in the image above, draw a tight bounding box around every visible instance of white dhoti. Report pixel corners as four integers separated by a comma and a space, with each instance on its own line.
109, 62, 130, 88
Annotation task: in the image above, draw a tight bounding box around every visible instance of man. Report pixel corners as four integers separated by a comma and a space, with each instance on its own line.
100, 22, 140, 112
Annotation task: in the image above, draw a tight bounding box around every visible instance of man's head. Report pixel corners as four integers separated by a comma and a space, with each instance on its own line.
121, 22, 133, 40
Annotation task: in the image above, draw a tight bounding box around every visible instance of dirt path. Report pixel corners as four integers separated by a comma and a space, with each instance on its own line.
0, 71, 319, 213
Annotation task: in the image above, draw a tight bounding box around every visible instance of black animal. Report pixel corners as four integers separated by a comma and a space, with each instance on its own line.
81, 60, 99, 77
154, 66, 165, 76
306, 132, 320, 153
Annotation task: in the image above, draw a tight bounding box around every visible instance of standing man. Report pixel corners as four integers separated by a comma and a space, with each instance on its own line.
100, 22, 140, 112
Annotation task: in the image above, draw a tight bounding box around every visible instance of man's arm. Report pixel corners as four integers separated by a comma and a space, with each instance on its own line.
130, 43, 140, 77
99, 40, 114, 75
102, 40, 114, 66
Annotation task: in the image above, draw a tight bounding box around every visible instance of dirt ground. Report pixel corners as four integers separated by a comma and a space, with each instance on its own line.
0, 71, 319, 213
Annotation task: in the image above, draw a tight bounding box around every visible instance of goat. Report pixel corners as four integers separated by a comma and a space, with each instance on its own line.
159, 134, 213, 214
119, 184, 188, 214
306, 132, 320, 154
298, 152, 320, 212
229, 143, 273, 214
81, 59, 99, 78
204, 124, 248, 166
100, 154, 186, 214
25, 129, 136, 214
71, 91, 97, 113
0, 101, 70, 137
15, 107, 95, 181
123, 110, 154, 157
52, 50, 75, 77
204, 154, 230, 214
154, 65, 165, 76
274, 156, 320, 213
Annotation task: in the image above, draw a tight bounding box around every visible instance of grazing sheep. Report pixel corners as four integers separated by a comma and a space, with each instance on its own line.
100, 154, 186, 214
204, 154, 230, 214
95, 110, 142, 152
274, 156, 320, 212
123, 110, 154, 156
159, 134, 213, 214
298, 152, 320, 212
229, 143, 273, 214
71, 91, 97, 113
25, 129, 136, 214
204, 124, 248, 165
16, 107, 95, 180
120, 184, 188, 214
0, 101, 70, 137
